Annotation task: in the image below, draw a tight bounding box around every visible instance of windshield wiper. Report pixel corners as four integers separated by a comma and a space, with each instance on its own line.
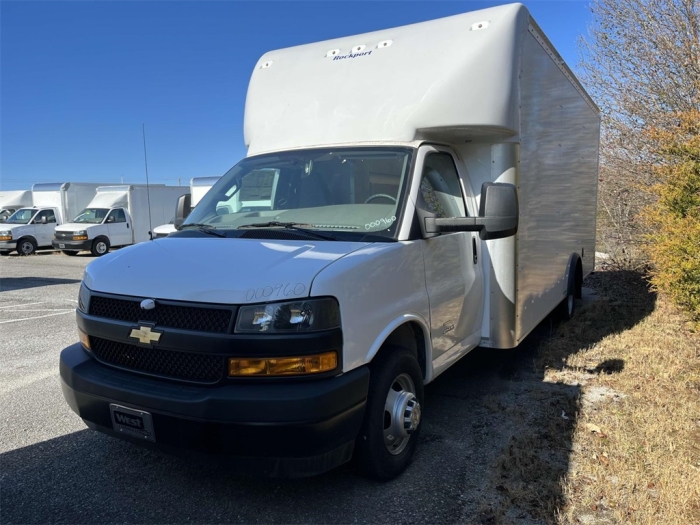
239, 222, 339, 241
176, 223, 227, 238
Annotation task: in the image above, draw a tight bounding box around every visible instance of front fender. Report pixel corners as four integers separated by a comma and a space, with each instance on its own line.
310, 241, 432, 376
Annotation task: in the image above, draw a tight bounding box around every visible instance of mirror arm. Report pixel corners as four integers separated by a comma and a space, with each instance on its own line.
424, 217, 483, 234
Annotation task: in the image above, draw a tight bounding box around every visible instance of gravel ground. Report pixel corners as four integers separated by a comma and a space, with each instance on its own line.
0, 249, 584, 525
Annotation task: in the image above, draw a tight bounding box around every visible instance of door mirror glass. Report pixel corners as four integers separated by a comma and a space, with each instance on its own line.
175, 194, 192, 223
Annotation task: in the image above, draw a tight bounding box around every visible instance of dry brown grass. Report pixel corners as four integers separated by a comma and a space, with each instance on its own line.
539, 271, 700, 524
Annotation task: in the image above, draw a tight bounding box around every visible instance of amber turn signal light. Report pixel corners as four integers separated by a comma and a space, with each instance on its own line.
78, 328, 91, 350
228, 351, 338, 377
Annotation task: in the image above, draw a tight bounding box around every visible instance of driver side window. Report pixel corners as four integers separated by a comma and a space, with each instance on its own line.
419, 153, 467, 218
35, 210, 56, 224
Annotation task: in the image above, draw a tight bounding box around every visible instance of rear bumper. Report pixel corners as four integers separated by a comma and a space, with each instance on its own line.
60, 343, 370, 477
52, 239, 92, 251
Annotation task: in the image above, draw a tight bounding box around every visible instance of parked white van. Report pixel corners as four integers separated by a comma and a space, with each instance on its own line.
60, 4, 599, 480
53, 185, 188, 256
0, 183, 104, 256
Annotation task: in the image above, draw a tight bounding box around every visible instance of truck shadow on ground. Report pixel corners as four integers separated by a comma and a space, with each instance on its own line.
0, 270, 655, 525
0, 277, 82, 292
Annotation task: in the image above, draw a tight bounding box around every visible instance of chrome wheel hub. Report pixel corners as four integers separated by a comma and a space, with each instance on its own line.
383, 373, 420, 455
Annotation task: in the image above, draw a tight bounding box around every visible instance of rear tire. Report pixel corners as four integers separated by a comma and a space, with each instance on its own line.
62, 250, 79, 256
91, 238, 110, 257
354, 346, 424, 481
17, 238, 37, 256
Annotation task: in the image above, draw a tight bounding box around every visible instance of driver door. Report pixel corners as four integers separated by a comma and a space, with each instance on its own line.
33, 210, 57, 247
105, 209, 132, 246
414, 146, 484, 372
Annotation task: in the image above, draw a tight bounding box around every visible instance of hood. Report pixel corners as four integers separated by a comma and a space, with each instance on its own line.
2, 224, 32, 232
56, 222, 99, 232
84, 237, 369, 304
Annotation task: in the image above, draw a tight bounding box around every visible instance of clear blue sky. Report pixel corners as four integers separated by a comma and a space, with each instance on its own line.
0, 1, 591, 191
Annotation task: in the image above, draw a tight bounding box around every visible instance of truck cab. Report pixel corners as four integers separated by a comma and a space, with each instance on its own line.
0, 207, 59, 256
54, 207, 132, 256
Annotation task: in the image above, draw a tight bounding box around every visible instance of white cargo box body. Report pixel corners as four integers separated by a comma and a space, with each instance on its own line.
245, 3, 600, 347
190, 177, 221, 208
32, 182, 105, 224
0, 190, 32, 211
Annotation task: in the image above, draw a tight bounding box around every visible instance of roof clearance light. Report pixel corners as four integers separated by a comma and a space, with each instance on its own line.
377, 40, 393, 49
326, 49, 341, 57
260, 61, 273, 69
470, 21, 490, 31
352, 45, 366, 52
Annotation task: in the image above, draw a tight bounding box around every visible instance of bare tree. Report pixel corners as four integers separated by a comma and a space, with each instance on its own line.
579, 0, 700, 265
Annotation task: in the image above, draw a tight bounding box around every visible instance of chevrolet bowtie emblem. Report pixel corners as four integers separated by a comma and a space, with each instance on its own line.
129, 325, 162, 345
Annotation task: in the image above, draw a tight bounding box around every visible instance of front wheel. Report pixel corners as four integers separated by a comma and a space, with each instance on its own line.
0, 251, 10, 256
91, 238, 110, 257
62, 250, 79, 256
354, 346, 424, 480
17, 238, 37, 256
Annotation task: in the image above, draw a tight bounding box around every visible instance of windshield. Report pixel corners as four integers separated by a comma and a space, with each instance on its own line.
5, 208, 36, 225
73, 208, 109, 224
184, 147, 413, 238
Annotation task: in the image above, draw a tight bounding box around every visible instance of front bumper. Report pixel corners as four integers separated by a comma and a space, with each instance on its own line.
0, 241, 17, 251
60, 343, 370, 477
52, 239, 92, 251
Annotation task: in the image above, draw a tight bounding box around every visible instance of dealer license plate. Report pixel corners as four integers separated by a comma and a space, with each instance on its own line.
109, 404, 156, 442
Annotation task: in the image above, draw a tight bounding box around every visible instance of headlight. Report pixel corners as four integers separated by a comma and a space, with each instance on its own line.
78, 283, 91, 314
235, 297, 340, 334
0, 230, 12, 241
74, 230, 87, 236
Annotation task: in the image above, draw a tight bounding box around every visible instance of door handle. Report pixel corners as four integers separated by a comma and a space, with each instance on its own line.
126, 223, 130, 228
472, 237, 477, 264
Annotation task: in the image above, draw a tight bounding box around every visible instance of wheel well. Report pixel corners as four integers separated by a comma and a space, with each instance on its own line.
17, 236, 37, 246
377, 322, 427, 380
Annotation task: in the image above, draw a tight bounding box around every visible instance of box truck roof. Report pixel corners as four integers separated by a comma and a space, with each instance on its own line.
245, 3, 597, 155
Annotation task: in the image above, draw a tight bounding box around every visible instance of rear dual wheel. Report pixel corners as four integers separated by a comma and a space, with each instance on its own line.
355, 346, 424, 480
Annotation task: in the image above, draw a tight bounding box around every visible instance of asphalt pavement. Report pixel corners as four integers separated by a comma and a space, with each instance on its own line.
0, 249, 574, 525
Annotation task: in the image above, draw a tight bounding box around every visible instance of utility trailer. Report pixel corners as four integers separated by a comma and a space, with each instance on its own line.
60, 3, 599, 480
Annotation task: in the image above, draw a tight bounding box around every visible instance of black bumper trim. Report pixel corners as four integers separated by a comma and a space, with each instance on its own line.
60, 344, 369, 475
52, 239, 92, 250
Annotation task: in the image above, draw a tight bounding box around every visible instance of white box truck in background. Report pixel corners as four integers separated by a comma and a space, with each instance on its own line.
53, 185, 188, 256
61, 4, 600, 480
0, 183, 105, 256
0, 190, 32, 223
152, 176, 221, 238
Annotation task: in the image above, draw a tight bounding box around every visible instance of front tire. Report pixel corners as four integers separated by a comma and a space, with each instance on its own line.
17, 238, 37, 256
0, 251, 10, 256
355, 346, 424, 480
62, 250, 79, 256
91, 238, 110, 257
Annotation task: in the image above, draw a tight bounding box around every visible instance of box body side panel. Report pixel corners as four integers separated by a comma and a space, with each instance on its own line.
515, 27, 600, 343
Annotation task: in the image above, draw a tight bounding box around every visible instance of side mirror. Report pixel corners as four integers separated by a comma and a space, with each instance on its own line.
424, 182, 518, 240
41, 216, 47, 224
175, 194, 192, 223
106, 215, 115, 223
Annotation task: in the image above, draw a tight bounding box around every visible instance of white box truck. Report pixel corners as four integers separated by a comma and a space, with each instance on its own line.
0, 190, 32, 223
60, 4, 599, 480
0, 183, 105, 256
152, 176, 221, 238
53, 184, 188, 256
